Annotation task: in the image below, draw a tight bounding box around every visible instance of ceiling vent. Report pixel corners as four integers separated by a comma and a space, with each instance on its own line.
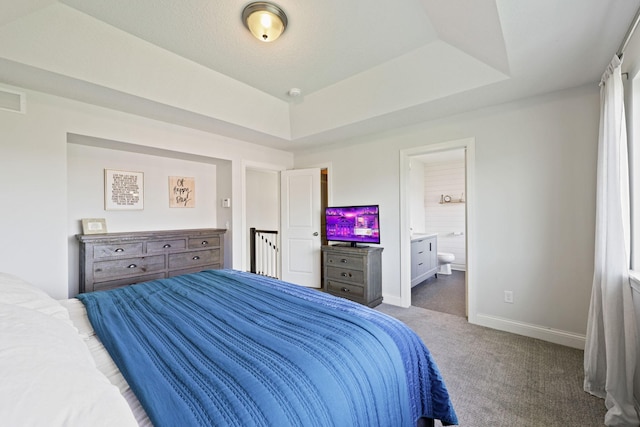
0, 88, 25, 113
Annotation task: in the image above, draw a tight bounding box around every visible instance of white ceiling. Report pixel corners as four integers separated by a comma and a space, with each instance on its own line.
0, 0, 638, 152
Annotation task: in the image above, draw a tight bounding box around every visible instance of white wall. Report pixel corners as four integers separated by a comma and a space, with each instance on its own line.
423, 159, 466, 269
0, 84, 293, 299
245, 169, 280, 268
295, 84, 599, 344
246, 169, 279, 230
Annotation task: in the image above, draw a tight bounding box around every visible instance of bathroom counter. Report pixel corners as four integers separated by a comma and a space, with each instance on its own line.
411, 233, 437, 242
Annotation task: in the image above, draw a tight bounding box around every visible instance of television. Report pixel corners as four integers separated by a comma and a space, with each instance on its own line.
325, 205, 380, 247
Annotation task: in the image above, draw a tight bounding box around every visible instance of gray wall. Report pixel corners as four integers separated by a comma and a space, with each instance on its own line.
66, 142, 226, 296
0, 76, 601, 349
295, 84, 599, 347
0, 86, 293, 298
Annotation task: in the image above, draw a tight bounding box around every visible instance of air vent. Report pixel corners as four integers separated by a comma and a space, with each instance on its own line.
0, 88, 25, 113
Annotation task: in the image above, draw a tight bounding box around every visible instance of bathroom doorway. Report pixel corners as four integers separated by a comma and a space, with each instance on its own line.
410, 149, 466, 317
399, 138, 475, 321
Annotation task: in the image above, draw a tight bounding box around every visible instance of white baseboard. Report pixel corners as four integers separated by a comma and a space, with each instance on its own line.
382, 296, 585, 349
473, 313, 586, 349
381, 294, 408, 308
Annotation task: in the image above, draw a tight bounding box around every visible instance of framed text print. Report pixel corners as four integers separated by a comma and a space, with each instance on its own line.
105, 169, 144, 210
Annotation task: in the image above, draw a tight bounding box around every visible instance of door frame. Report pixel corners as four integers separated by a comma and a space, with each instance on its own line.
399, 138, 476, 323
241, 160, 287, 272
241, 161, 333, 276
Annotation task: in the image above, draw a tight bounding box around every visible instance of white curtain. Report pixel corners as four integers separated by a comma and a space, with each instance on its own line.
584, 55, 639, 426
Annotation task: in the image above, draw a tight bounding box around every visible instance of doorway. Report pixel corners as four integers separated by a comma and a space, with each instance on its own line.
399, 138, 476, 322
244, 165, 329, 286
410, 149, 466, 317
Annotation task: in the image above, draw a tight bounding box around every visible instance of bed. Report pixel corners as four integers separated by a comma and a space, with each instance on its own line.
0, 269, 458, 426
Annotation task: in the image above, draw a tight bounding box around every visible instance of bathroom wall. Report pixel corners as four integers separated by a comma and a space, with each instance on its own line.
423, 153, 466, 270
409, 159, 426, 233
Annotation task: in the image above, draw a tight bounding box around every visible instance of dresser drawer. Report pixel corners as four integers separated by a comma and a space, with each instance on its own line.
188, 235, 221, 249
411, 238, 429, 254
93, 255, 165, 281
169, 249, 220, 270
324, 253, 364, 271
326, 280, 365, 298
322, 245, 383, 307
78, 228, 226, 294
326, 266, 365, 285
147, 239, 187, 253
93, 242, 143, 259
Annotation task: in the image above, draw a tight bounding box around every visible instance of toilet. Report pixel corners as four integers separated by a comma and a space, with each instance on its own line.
437, 252, 455, 275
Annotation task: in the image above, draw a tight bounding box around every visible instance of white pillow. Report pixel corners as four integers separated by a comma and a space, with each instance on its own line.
0, 272, 71, 325
0, 303, 138, 426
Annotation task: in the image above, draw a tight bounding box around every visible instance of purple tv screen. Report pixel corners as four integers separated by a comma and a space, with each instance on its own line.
325, 205, 380, 244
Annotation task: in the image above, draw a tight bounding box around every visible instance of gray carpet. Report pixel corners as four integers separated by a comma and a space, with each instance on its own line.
376, 304, 606, 426
411, 271, 466, 317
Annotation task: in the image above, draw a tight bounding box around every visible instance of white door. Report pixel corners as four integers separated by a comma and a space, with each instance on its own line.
280, 168, 321, 288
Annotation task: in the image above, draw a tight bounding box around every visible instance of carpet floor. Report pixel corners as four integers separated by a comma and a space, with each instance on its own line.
376, 304, 607, 426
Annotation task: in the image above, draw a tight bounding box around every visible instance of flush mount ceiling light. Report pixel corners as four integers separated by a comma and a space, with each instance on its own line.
242, 2, 288, 42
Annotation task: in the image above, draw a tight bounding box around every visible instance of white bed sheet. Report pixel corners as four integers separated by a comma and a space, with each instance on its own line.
0, 272, 140, 426
60, 298, 152, 427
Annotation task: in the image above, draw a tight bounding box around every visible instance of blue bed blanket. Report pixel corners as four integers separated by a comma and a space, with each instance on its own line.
78, 269, 457, 426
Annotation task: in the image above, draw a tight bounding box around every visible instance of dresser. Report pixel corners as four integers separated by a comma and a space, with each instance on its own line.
411, 234, 437, 287
321, 245, 383, 307
77, 228, 226, 293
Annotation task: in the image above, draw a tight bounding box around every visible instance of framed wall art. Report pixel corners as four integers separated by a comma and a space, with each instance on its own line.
105, 169, 144, 210
81, 218, 107, 235
169, 176, 195, 208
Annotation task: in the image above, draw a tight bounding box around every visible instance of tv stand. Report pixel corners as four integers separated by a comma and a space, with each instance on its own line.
333, 242, 368, 248
321, 245, 383, 307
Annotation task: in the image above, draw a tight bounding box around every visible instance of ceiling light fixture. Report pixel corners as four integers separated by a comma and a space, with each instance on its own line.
242, 2, 288, 43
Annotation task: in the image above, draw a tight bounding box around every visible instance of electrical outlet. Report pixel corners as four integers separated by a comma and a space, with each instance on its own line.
504, 290, 514, 303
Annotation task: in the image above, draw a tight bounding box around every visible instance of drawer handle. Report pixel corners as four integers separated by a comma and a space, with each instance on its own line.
163, 244, 171, 248
340, 259, 348, 263
192, 256, 200, 260
201, 240, 209, 246
341, 287, 350, 293
340, 272, 353, 278
127, 264, 137, 269
418, 262, 423, 266
114, 248, 124, 253
418, 251, 424, 254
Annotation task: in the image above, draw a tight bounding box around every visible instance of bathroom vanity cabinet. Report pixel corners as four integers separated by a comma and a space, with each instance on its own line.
411, 234, 437, 287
